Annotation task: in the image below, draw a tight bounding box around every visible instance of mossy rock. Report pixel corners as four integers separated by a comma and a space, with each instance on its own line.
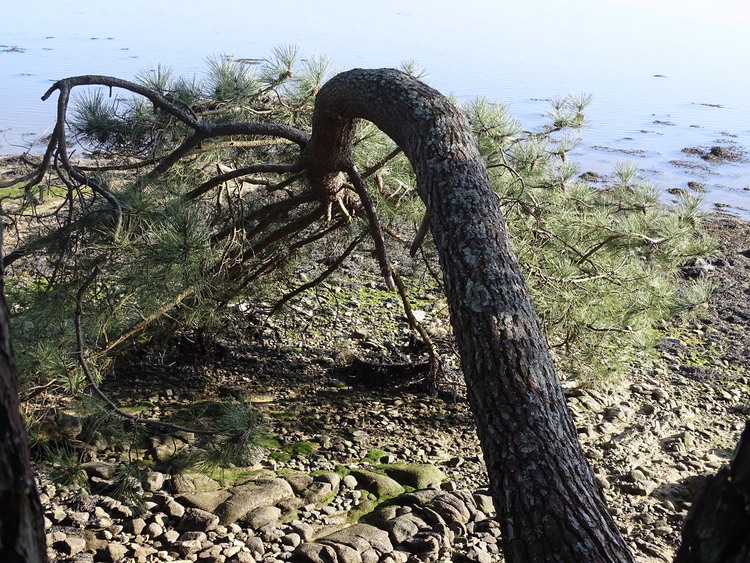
379, 463, 446, 489
349, 469, 404, 498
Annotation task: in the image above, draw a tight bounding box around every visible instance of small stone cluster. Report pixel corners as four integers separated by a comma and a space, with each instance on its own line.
41, 461, 500, 563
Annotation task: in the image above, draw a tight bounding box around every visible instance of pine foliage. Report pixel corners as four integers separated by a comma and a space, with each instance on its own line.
4, 47, 717, 403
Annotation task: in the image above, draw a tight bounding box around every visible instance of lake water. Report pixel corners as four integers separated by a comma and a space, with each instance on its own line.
2, 0, 749, 215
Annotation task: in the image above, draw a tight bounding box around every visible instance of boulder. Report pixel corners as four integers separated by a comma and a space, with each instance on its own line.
171, 472, 221, 494
178, 490, 231, 513
381, 464, 446, 489
349, 470, 404, 498
176, 507, 220, 532
321, 523, 394, 554
216, 478, 294, 525
240, 505, 282, 529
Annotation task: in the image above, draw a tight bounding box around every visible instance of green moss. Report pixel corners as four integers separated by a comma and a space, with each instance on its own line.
346, 490, 378, 523
361, 448, 389, 464
282, 440, 320, 456
199, 466, 273, 487
269, 451, 292, 463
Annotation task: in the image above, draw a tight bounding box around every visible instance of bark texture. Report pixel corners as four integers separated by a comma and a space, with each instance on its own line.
674, 420, 750, 563
0, 230, 48, 562
307, 68, 635, 562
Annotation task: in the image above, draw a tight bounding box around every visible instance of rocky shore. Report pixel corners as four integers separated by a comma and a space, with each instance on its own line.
25, 215, 750, 562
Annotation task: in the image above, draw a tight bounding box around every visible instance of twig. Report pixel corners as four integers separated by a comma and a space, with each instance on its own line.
271, 237, 361, 315
347, 166, 395, 291
391, 266, 444, 394
74, 271, 216, 434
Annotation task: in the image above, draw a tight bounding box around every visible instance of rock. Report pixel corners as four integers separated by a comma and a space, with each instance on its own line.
124, 517, 147, 535
325, 542, 362, 563
104, 543, 129, 562
349, 470, 404, 498
382, 463, 446, 489
145, 521, 163, 538
282, 532, 302, 548
177, 507, 220, 532
179, 490, 232, 513
163, 529, 180, 542
172, 472, 221, 494
472, 492, 495, 514
320, 523, 394, 554
240, 505, 282, 529
176, 538, 204, 556
401, 532, 442, 557
382, 514, 423, 544
290, 520, 315, 542
315, 472, 342, 492
81, 461, 117, 480
245, 536, 265, 556
341, 474, 358, 490
285, 473, 314, 495
216, 478, 294, 525
165, 497, 186, 518
628, 480, 659, 496
142, 470, 167, 492
294, 542, 339, 562
57, 535, 86, 555
303, 481, 334, 504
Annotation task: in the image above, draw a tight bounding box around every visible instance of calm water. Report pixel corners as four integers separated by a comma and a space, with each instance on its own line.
2, 0, 749, 214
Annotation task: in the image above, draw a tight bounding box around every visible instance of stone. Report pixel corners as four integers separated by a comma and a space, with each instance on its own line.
216, 478, 294, 525
142, 470, 167, 492
290, 520, 315, 542
303, 481, 334, 504
349, 470, 404, 498
175, 539, 203, 556
124, 517, 147, 535
428, 492, 472, 524
104, 543, 129, 562
341, 474, 358, 490
82, 461, 117, 480
245, 536, 265, 556
163, 529, 180, 543
472, 493, 495, 514
177, 507, 220, 532
285, 473, 314, 495
382, 463, 446, 489
179, 530, 208, 542
57, 535, 86, 555
145, 522, 163, 538
294, 542, 339, 562
240, 505, 282, 530
326, 542, 362, 563
257, 522, 285, 542
319, 523, 394, 554
165, 498, 187, 518
172, 472, 221, 494
179, 490, 232, 513
383, 514, 422, 544
282, 532, 302, 548
315, 472, 342, 492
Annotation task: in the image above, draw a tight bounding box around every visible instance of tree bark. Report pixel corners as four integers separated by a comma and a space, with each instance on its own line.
674, 420, 750, 563
306, 68, 634, 562
0, 223, 48, 563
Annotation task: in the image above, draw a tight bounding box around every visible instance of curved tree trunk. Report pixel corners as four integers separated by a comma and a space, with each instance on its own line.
0, 227, 48, 562
306, 68, 635, 562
